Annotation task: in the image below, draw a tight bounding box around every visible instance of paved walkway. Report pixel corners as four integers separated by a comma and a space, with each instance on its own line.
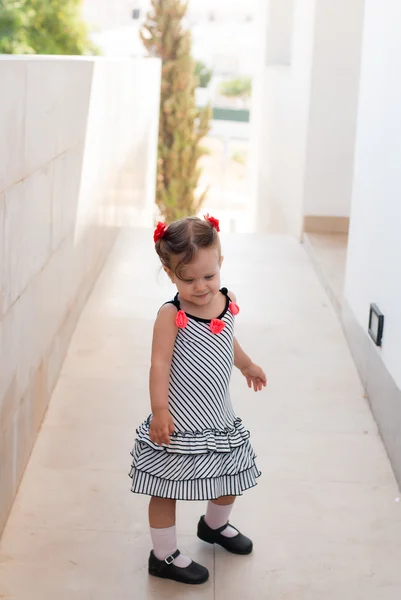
1, 229, 401, 599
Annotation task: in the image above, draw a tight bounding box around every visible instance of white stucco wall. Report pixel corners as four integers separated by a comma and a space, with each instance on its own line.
251, 0, 316, 236
303, 0, 365, 218
344, 0, 401, 389
0, 56, 160, 533
252, 0, 365, 234
266, 0, 294, 66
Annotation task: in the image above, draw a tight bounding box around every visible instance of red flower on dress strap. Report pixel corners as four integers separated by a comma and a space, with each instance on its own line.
210, 319, 226, 334
204, 213, 220, 232
154, 221, 167, 243
176, 310, 189, 329
229, 302, 240, 316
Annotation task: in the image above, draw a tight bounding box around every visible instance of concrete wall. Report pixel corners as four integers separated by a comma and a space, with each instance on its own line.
343, 0, 401, 484
0, 56, 161, 534
252, 0, 364, 236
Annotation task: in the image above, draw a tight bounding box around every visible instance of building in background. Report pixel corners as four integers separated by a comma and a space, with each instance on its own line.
81, 0, 146, 56
188, 0, 257, 77
82, 0, 140, 31
82, 0, 257, 77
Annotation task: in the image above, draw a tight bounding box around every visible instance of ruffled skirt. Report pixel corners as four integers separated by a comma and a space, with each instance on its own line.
129, 416, 261, 500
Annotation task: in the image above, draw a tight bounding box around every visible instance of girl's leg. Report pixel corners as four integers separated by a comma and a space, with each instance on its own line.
149, 497, 191, 567
198, 495, 253, 554
149, 496, 176, 528
205, 496, 238, 537
211, 495, 236, 507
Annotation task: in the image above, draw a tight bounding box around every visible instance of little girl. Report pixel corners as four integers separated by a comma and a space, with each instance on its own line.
129, 215, 266, 585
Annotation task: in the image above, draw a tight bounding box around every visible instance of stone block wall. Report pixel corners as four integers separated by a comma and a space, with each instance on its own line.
0, 56, 161, 534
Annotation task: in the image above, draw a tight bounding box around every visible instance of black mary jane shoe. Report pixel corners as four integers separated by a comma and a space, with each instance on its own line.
148, 549, 209, 585
197, 516, 253, 555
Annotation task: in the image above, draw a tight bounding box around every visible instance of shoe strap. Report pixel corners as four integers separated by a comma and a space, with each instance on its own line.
164, 549, 180, 565
215, 521, 239, 535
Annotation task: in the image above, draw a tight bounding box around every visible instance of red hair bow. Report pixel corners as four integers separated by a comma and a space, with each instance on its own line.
154, 221, 167, 243
204, 213, 220, 232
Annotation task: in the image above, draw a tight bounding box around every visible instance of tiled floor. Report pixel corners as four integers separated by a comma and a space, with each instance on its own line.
1, 229, 400, 599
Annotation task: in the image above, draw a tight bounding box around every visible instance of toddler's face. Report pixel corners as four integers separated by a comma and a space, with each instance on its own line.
167, 247, 223, 307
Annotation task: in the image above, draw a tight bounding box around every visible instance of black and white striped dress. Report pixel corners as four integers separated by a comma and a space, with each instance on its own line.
129, 288, 261, 500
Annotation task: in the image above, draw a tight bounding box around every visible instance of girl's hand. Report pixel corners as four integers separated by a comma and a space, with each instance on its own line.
149, 409, 175, 446
241, 363, 267, 392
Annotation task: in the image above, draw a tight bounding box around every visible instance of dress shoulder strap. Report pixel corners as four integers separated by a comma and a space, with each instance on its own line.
220, 287, 231, 301
160, 290, 230, 314
171, 293, 180, 309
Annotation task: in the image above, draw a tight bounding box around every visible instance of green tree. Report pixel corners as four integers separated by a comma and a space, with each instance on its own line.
141, 0, 211, 223
0, 1, 33, 53
219, 77, 252, 99
194, 60, 213, 88
0, 0, 98, 55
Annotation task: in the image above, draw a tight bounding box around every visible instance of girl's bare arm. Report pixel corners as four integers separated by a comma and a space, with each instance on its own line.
149, 304, 178, 445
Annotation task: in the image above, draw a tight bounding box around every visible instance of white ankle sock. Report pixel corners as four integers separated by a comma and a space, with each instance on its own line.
150, 526, 191, 568
205, 502, 238, 538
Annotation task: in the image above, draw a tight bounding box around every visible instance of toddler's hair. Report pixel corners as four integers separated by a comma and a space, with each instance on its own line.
155, 217, 220, 278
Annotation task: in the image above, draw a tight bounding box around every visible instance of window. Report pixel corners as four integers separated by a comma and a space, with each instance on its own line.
266, 0, 294, 66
